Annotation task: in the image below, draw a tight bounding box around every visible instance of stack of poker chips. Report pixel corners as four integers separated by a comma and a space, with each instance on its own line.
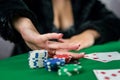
58, 64, 82, 76
43, 58, 65, 71
28, 50, 48, 68
53, 54, 72, 63
28, 50, 83, 76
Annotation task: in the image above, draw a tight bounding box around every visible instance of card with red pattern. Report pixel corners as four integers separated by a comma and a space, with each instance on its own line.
93, 69, 120, 80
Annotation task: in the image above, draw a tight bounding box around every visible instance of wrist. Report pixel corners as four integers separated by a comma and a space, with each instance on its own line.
83, 29, 100, 39
12, 16, 39, 34
13, 17, 30, 32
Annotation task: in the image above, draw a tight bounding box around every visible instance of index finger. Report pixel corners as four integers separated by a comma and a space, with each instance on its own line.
42, 33, 63, 41
46, 41, 80, 50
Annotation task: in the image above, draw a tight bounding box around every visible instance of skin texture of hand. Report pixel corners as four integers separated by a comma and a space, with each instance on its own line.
59, 29, 100, 50
12, 17, 84, 59
55, 49, 85, 59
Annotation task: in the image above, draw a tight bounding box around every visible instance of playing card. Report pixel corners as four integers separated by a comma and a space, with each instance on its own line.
84, 52, 120, 63
84, 52, 111, 62
93, 69, 120, 80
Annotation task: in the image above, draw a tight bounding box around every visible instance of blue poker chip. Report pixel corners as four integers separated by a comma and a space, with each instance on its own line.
43, 58, 65, 71
43, 58, 65, 66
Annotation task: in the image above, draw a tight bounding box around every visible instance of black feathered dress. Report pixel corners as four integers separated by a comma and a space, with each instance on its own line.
0, 0, 120, 56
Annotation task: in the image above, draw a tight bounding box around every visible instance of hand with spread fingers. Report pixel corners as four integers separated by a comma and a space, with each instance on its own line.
48, 48, 85, 59
55, 49, 85, 59
59, 30, 100, 51
13, 17, 82, 59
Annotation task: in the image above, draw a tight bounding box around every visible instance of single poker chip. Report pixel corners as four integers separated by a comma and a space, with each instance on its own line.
53, 54, 72, 63
58, 64, 82, 76
43, 58, 65, 71
29, 50, 48, 59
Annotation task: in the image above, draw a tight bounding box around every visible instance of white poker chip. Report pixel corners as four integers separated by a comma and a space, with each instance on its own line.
28, 49, 48, 68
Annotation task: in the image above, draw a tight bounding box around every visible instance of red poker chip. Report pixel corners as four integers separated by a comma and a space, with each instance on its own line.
53, 54, 72, 63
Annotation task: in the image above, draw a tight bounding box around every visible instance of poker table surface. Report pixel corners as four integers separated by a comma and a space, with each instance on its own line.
0, 41, 120, 80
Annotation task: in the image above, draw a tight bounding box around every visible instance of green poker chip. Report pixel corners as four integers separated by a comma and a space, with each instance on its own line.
58, 64, 82, 76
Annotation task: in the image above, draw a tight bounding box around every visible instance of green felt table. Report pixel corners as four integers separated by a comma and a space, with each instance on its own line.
0, 41, 120, 80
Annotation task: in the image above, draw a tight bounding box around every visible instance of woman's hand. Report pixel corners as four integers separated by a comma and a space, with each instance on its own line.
59, 29, 100, 50
12, 17, 80, 56
55, 49, 85, 59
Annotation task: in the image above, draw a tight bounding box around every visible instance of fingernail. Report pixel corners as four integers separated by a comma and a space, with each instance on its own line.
76, 45, 80, 50
76, 44, 80, 47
